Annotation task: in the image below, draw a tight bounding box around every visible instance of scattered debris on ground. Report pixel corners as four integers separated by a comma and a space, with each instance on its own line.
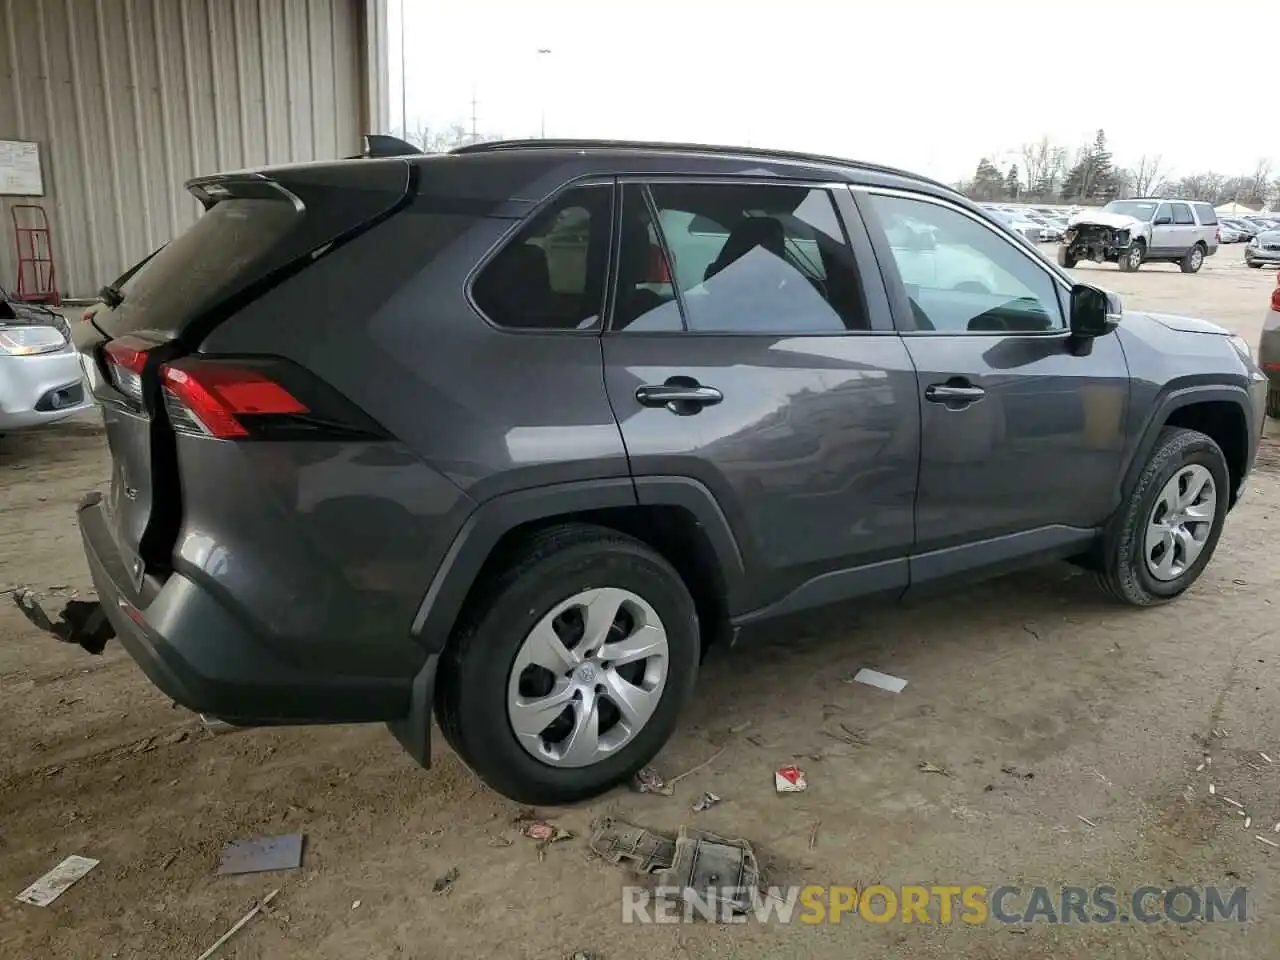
849, 668, 907, 693
774, 766, 807, 792
15, 855, 99, 907
669, 746, 730, 787
589, 818, 760, 921
514, 813, 573, 860
218, 834, 304, 876
1077, 816, 1097, 828
632, 766, 673, 796
432, 866, 460, 894
194, 889, 278, 960
692, 792, 721, 813
917, 761, 949, 776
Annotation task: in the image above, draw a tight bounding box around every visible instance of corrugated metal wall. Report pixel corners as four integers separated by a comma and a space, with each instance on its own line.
0, 0, 369, 299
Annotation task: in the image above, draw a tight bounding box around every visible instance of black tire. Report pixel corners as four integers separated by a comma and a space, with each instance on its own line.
1248, 261, 1263, 269
1117, 241, 1144, 272
435, 523, 700, 805
1093, 427, 1230, 606
1267, 387, 1280, 419
1179, 243, 1206, 274
1057, 245, 1078, 269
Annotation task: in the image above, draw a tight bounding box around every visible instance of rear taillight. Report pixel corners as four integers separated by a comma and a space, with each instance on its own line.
159, 360, 308, 439
1271, 274, 1280, 312
103, 337, 148, 403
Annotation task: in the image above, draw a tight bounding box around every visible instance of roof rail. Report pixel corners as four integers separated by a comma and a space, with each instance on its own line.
448, 138, 953, 191
348, 134, 423, 159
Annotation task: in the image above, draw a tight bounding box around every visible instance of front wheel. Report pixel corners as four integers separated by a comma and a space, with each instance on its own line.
1117, 242, 1144, 272
1057, 246, 1078, 268
435, 523, 700, 804
1093, 427, 1229, 606
1180, 243, 1206, 274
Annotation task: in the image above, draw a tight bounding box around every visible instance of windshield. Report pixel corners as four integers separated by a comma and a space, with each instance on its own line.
1103, 200, 1158, 221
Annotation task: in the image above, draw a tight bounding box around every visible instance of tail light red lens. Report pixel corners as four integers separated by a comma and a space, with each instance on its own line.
103, 337, 149, 402
159, 360, 308, 438
1271, 275, 1280, 313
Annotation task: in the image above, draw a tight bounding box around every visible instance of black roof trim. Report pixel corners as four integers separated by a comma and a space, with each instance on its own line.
449, 138, 947, 189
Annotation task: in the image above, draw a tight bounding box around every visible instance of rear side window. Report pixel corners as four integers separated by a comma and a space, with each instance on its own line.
1171, 203, 1195, 225
472, 185, 611, 330
1192, 203, 1218, 226
614, 181, 868, 333
102, 198, 299, 337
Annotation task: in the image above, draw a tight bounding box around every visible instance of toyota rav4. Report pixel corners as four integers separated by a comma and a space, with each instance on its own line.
17, 138, 1268, 804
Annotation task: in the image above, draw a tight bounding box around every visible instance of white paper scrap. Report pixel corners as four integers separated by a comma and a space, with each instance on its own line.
852, 668, 908, 694
16, 855, 99, 907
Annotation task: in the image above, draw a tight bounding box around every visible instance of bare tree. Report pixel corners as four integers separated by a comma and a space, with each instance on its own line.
1020, 136, 1051, 194
1128, 155, 1164, 197
1246, 159, 1273, 205
396, 122, 496, 153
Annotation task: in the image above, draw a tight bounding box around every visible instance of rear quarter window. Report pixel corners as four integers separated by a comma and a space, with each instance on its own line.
1192, 203, 1218, 226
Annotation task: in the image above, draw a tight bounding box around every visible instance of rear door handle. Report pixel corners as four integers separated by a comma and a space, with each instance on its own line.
635, 382, 723, 414
924, 382, 986, 405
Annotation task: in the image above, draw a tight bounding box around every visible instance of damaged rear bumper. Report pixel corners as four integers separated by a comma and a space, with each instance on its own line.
14, 493, 434, 761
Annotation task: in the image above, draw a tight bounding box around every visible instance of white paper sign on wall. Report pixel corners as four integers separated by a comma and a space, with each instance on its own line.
0, 140, 44, 197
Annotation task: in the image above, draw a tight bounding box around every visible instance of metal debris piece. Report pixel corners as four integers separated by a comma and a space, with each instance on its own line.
632, 766, 673, 796
654, 825, 760, 919
1077, 816, 1097, 828
194, 889, 278, 960
217, 834, 304, 876
918, 761, 949, 776
1256, 835, 1280, 849
692, 792, 721, 813
589, 818, 677, 874
15, 855, 99, 907
850, 668, 907, 694
432, 866, 459, 894
775, 766, 807, 792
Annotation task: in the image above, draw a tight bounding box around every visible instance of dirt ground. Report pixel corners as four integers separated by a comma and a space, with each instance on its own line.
2, 249, 1279, 959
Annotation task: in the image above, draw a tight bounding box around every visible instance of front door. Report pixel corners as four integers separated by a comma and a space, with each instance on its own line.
1150, 202, 1178, 257
855, 189, 1130, 584
601, 180, 921, 617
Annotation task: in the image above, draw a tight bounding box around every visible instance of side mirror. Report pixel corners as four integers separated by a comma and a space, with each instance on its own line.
1153, 215, 1172, 225
1069, 283, 1121, 338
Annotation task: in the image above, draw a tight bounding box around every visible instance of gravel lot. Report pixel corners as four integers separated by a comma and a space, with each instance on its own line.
2, 249, 1278, 959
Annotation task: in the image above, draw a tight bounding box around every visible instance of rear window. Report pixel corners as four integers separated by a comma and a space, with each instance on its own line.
1192, 203, 1218, 225
102, 198, 300, 337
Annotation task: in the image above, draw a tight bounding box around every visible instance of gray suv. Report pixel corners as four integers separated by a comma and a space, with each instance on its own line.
17, 139, 1268, 804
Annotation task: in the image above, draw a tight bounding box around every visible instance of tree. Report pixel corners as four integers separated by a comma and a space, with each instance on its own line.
965, 158, 1006, 202
1061, 130, 1119, 203
1174, 172, 1227, 202
395, 122, 502, 153
1004, 164, 1021, 200
1020, 137, 1051, 195
1243, 159, 1273, 206
1128, 155, 1164, 197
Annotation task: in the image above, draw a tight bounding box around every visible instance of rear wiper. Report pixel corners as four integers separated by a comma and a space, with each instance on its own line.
98, 284, 124, 309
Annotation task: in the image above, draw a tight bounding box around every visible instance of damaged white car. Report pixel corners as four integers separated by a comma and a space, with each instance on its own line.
1058, 199, 1220, 274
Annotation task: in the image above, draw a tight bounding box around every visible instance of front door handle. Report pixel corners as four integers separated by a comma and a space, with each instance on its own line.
924, 380, 986, 406
635, 381, 723, 415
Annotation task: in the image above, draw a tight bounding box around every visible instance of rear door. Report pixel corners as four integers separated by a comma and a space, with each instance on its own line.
1170, 202, 1198, 255
601, 178, 920, 617
83, 164, 409, 585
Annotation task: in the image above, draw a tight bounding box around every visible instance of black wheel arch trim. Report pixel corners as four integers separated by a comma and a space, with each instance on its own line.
1117, 383, 1255, 505
409, 476, 747, 654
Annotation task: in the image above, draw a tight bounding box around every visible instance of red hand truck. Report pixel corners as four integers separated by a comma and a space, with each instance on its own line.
10, 203, 60, 305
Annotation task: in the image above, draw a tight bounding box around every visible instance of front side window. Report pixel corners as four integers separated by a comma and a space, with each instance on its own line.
472, 185, 611, 330
864, 192, 1065, 334
612, 182, 869, 333
1171, 203, 1195, 225
1154, 203, 1173, 224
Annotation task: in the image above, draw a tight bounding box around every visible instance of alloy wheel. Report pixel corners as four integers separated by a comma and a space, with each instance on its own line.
1144, 465, 1216, 581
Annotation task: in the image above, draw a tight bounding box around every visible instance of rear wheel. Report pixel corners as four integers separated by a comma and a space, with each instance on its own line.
1093, 427, 1229, 606
1057, 246, 1078, 268
435, 523, 700, 804
1118, 241, 1144, 272
1180, 243, 1206, 274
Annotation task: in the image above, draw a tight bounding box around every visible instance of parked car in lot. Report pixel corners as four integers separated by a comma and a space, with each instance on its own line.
1247, 227, 1280, 268
16, 138, 1268, 804
1218, 219, 1251, 243
1060, 199, 1220, 273
0, 293, 93, 432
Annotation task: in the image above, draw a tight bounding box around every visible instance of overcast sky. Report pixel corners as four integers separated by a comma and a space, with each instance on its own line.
389, 0, 1273, 185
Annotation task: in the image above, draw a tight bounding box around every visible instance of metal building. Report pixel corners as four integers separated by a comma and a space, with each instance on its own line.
0, 0, 389, 299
